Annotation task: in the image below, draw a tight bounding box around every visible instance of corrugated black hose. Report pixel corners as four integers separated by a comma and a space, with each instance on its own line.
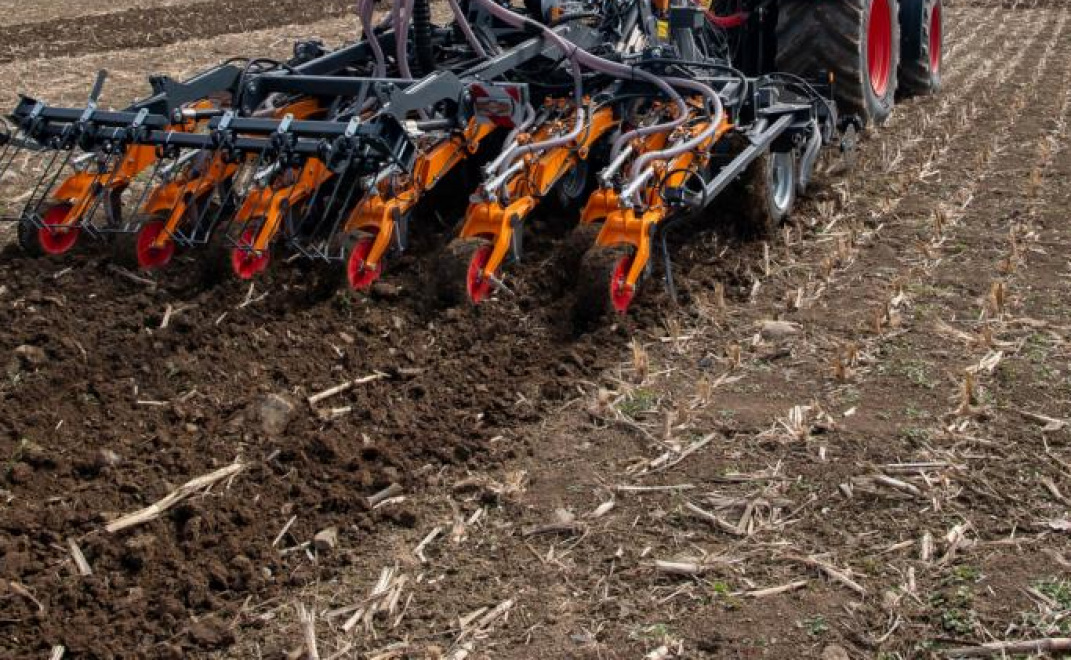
413, 0, 436, 75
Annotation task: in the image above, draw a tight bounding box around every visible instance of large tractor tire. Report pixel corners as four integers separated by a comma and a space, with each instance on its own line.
898, 0, 942, 96
777, 0, 901, 126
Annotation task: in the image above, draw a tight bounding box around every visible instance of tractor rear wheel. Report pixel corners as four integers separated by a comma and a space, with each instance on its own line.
898, 0, 942, 95
777, 0, 901, 126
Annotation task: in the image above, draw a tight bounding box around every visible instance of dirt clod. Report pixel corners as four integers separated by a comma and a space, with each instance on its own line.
8, 344, 46, 375
187, 617, 233, 648
96, 449, 122, 469
313, 526, 339, 552
253, 393, 299, 437
821, 644, 851, 660
759, 320, 801, 340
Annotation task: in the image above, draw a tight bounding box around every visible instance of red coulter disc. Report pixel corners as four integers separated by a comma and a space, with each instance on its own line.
466, 243, 494, 305
37, 204, 79, 255
867, 0, 893, 97
609, 253, 636, 314
930, 2, 942, 74
135, 220, 176, 270
231, 226, 270, 280
347, 235, 383, 290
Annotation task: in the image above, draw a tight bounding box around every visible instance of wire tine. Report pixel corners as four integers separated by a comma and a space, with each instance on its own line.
0, 120, 39, 185
318, 156, 354, 236
210, 149, 266, 246
24, 147, 74, 219
0, 142, 20, 186
81, 151, 125, 233
290, 161, 333, 256
129, 156, 167, 226
321, 156, 364, 260
184, 149, 225, 244
20, 148, 62, 216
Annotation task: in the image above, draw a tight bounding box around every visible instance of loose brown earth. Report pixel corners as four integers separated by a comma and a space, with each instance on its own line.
2, 1, 1071, 659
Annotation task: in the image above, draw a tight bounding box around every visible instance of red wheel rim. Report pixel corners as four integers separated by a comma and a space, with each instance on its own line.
135, 220, 175, 270
929, 2, 942, 74
37, 204, 79, 255
466, 244, 494, 305
610, 254, 635, 314
347, 235, 383, 290
231, 227, 270, 279
867, 0, 893, 97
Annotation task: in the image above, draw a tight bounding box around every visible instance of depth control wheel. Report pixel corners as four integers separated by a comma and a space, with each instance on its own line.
574, 245, 637, 326
231, 223, 271, 280
731, 149, 797, 239
18, 203, 79, 257
114, 214, 176, 270
436, 237, 494, 306
345, 232, 384, 291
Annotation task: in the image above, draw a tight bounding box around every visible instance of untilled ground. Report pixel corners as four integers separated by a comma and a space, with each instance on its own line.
3, 1, 1071, 659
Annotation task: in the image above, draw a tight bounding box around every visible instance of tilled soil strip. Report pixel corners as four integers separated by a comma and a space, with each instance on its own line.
0, 0, 354, 64
0, 0, 205, 28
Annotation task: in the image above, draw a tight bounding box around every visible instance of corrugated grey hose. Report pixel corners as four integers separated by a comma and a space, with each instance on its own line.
490, 56, 587, 181
447, 0, 488, 58
359, 0, 385, 77
621, 75, 725, 206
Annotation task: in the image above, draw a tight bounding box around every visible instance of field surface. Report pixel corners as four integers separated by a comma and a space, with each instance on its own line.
2, 1, 1071, 658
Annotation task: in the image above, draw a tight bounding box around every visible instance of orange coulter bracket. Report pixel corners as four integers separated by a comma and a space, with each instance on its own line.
344, 120, 495, 270
49, 144, 158, 226
143, 153, 239, 250
593, 117, 733, 291
235, 157, 333, 253
460, 105, 617, 280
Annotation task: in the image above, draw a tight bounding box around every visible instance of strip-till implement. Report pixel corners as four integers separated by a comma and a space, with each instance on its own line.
0, 0, 943, 319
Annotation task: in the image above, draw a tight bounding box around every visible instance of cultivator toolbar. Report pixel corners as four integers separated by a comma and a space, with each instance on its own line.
0, 0, 945, 318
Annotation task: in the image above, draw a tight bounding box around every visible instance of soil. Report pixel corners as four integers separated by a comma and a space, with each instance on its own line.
2, 1, 1071, 659
0, 0, 355, 65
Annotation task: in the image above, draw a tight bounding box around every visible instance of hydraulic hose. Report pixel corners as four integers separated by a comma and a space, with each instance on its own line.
446, 0, 488, 58
484, 103, 540, 177
413, 0, 437, 75
626, 75, 724, 186
469, 0, 691, 165
358, 0, 386, 77
491, 55, 587, 180
395, 0, 415, 81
